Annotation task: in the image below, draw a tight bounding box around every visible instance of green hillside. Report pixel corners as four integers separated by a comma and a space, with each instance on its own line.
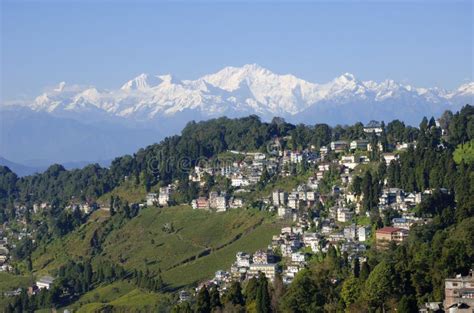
32, 205, 284, 289
58, 280, 173, 313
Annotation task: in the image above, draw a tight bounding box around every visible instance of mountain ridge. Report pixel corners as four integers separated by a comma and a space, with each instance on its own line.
6, 64, 472, 125
1, 64, 471, 167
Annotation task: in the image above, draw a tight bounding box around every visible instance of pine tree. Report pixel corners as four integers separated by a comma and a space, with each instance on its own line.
360, 261, 370, 281
209, 285, 222, 309
397, 295, 418, 313
353, 257, 360, 278
195, 286, 211, 313
224, 281, 244, 306
256, 273, 271, 313
245, 277, 258, 302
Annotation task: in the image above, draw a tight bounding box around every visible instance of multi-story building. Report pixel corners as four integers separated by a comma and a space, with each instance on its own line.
191, 197, 210, 210
158, 186, 173, 206
357, 226, 370, 242
350, 139, 369, 151
253, 250, 274, 264
445, 270, 474, 310
247, 263, 278, 282
330, 141, 349, 153
146, 193, 158, 206
288, 193, 299, 210
235, 252, 251, 268
375, 227, 408, 247
363, 121, 383, 134
337, 208, 354, 223
278, 207, 292, 219
273, 190, 288, 207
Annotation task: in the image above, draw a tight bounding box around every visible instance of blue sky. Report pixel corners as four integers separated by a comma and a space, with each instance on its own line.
1, 0, 472, 101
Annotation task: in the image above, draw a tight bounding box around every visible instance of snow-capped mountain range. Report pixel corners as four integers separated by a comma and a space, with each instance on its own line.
14, 63, 473, 125
1, 64, 472, 169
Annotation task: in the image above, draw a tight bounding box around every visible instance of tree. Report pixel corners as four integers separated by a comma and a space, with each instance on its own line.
196, 286, 211, 313
397, 295, 418, 313
172, 302, 193, 313
363, 261, 394, 309
351, 176, 362, 196
223, 281, 244, 306
280, 269, 321, 313
256, 273, 271, 313
209, 285, 222, 310
353, 257, 360, 278
341, 276, 361, 308
245, 277, 258, 302
438, 110, 453, 132
271, 273, 285, 312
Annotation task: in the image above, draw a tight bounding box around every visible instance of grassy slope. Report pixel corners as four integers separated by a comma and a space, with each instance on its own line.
31, 209, 110, 274
62, 280, 172, 313
0, 272, 32, 292
97, 180, 149, 205
162, 221, 282, 287
100, 205, 281, 286
32, 205, 285, 289
0, 273, 32, 309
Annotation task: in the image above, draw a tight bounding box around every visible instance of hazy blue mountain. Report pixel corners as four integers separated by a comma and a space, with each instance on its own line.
0, 107, 162, 168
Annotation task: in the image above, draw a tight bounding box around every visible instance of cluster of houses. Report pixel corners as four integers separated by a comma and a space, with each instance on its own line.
272, 187, 318, 219
0, 226, 31, 273
0, 232, 12, 272
183, 124, 444, 299
191, 191, 244, 212
146, 185, 174, 207
195, 249, 279, 295
189, 152, 271, 188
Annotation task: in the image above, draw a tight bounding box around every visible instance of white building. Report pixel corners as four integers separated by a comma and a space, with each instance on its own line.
358, 226, 370, 242
231, 174, 250, 187
215, 196, 227, 212
146, 193, 158, 206
273, 190, 288, 207
288, 195, 299, 210
382, 153, 398, 165
278, 207, 292, 219
248, 263, 278, 282
350, 140, 369, 151
158, 186, 173, 206
236, 252, 251, 268
291, 252, 306, 263
337, 208, 354, 223
36, 276, 55, 290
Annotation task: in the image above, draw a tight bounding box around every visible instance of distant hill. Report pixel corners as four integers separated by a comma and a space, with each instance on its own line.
0, 156, 44, 176
0, 107, 161, 167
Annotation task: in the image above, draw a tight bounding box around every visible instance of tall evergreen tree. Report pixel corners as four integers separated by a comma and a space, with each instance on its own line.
195, 286, 211, 313
256, 273, 271, 313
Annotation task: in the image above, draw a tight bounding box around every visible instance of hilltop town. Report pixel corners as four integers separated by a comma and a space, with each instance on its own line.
0, 106, 473, 312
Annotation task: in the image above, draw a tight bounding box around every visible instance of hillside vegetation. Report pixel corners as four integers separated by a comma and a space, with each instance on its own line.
32, 206, 282, 288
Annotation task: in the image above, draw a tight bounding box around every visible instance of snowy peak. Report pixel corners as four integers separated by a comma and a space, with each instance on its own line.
455, 82, 474, 96
55, 81, 67, 92
121, 73, 166, 91
201, 64, 276, 92
10, 64, 472, 124
334, 72, 357, 84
